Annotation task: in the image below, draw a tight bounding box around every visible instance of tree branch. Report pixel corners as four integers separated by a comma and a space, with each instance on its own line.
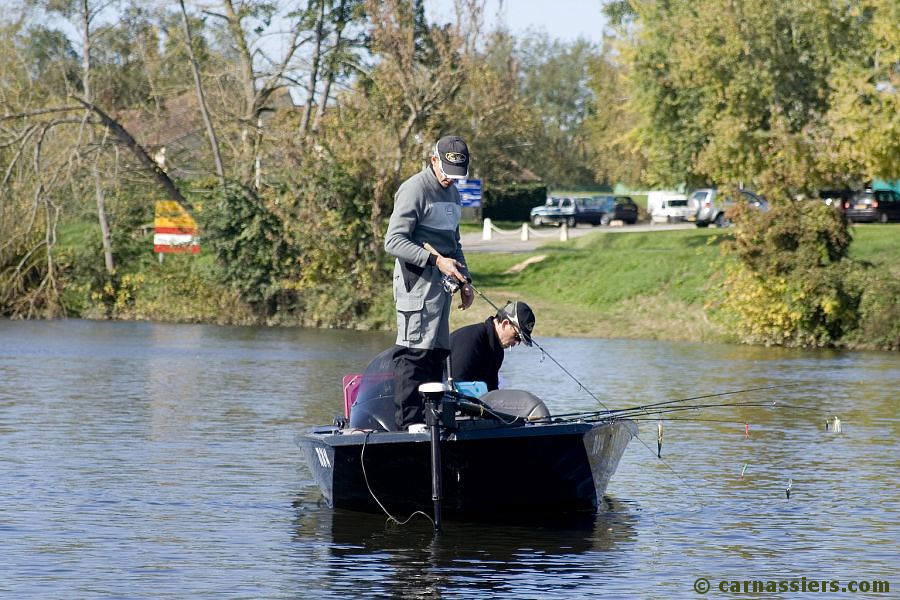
70, 96, 192, 210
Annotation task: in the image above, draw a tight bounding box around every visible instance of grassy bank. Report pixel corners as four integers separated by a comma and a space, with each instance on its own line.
449, 224, 900, 345
50, 216, 898, 348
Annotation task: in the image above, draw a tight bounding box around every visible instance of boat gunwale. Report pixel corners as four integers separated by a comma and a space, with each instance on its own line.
297, 418, 637, 447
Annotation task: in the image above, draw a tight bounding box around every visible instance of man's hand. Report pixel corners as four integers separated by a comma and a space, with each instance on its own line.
435, 255, 466, 283
459, 283, 474, 310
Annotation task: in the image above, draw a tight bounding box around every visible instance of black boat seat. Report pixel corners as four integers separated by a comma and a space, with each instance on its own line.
348, 374, 400, 432
480, 389, 551, 421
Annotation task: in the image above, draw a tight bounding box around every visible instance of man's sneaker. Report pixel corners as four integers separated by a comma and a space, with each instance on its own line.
407, 423, 428, 434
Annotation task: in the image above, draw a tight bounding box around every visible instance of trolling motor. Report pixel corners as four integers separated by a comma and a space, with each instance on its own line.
419, 382, 448, 533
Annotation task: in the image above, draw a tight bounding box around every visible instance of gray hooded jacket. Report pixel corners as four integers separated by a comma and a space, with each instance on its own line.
384, 165, 469, 350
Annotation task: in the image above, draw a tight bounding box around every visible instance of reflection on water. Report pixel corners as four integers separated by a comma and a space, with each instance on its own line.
291, 495, 640, 598
1, 319, 897, 598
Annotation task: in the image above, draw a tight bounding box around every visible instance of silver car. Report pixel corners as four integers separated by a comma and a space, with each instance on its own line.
691, 188, 767, 227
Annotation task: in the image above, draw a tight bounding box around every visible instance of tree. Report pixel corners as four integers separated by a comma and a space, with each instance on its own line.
605, 0, 860, 198
205, 0, 314, 184
515, 33, 599, 187
825, 0, 900, 182
585, 40, 645, 186
348, 0, 484, 262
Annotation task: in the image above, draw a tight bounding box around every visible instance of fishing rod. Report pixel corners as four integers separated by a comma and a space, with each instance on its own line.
531, 384, 803, 422
466, 283, 613, 412
606, 384, 802, 415
461, 278, 702, 497
423, 242, 613, 412
583, 401, 823, 422
529, 399, 820, 425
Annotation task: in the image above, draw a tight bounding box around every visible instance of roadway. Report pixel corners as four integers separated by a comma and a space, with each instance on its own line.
460, 222, 696, 253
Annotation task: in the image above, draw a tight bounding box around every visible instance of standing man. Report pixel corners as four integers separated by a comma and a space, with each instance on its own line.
450, 301, 536, 392
384, 135, 475, 430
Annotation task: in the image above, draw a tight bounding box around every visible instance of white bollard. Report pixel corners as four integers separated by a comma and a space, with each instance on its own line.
560, 223, 569, 241
482, 218, 493, 241
520, 222, 529, 241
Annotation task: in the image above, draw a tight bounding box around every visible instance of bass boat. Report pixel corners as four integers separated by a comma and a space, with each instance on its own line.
298, 349, 636, 525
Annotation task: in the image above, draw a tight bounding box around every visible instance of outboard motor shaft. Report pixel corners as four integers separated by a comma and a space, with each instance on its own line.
419, 382, 447, 533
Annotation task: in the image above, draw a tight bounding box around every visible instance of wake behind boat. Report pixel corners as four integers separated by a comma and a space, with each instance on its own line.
298, 348, 636, 522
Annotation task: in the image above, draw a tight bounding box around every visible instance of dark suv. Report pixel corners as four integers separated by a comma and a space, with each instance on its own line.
597, 196, 638, 225
843, 189, 900, 223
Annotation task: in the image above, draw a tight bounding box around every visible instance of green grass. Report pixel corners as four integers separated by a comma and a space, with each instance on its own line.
450, 223, 899, 342
472, 228, 723, 307
451, 227, 730, 340
847, 223, 900, 265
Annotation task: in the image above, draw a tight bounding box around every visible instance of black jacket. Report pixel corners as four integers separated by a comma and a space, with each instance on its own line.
449, 318, 504, 390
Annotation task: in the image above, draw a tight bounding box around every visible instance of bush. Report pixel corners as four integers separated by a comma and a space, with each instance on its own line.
194, 182, 290, 319
845, 270, 900, 351
482, 183, 547, 221
717, 201, 861, 347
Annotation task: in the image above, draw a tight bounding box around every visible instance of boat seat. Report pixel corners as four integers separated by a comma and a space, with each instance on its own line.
347, 372, 399, 432
479, 389, 551, 420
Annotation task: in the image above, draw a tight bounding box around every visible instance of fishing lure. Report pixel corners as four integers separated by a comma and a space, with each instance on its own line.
657, 421, 663, 458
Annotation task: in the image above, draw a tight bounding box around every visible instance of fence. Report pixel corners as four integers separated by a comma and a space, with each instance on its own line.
481, 218, 571, 242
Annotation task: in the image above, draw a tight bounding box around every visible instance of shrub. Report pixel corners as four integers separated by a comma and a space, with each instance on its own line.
717, 201, 861, 347
195, 182, 290, 319
482, 183, 548, 221
845, 270, 900, 351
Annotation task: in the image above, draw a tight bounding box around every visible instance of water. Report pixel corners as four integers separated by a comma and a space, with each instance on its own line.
1, 319, 897, 598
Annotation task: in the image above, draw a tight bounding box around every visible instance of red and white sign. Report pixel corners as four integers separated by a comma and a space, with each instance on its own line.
154, 200, 199, 254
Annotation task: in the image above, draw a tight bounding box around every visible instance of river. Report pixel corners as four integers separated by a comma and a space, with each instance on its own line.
1, 319, 897, 598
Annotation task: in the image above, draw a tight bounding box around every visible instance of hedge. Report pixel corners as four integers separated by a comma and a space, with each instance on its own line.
482, 183, 547, 221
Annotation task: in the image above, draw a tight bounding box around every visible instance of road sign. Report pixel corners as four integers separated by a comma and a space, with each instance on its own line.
456, 179, 482, 207
154, 200, 199, 254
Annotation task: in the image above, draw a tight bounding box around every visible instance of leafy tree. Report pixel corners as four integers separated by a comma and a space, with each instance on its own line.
604, 0, 861, 198
585, 40, 645, 186
197, 182, 290, 318
515, 33, 599, 187
825, 0, 900, 182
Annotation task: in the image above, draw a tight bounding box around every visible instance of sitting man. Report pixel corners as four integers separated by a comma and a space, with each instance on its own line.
449, 300, 535, 392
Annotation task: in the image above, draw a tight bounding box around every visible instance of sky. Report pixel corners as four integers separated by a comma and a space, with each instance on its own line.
427, 0, 608, 43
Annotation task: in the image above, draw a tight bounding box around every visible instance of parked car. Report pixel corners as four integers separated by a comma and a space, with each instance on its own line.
819, 189, 854, 208
597, 195, 638, 225
572, 197, 607, 226
691, 188, 767, 227
530, 196, 572, 227
842, 189, 900, 223
650, 193, 694, 223
529, 196, 606, 227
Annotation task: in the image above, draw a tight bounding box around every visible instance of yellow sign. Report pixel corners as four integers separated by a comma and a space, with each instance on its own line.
154, 201, 199, 254
154, 200, 197, 230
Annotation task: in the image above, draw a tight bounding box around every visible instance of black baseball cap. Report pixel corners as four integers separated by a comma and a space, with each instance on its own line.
498, 301, 536, 346
434, 135, 470, 179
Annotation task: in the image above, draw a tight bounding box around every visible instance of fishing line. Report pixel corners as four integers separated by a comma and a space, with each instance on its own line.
468, 284, 706, 503
469, 283, 612, 412
606, 384, 803, 415
360, 431, 435, 528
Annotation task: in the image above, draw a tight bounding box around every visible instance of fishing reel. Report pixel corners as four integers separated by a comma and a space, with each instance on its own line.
441, 274, 462, 294
440, 274, 471, 295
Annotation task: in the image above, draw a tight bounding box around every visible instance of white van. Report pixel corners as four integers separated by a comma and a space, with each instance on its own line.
649, 193, 695, 223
